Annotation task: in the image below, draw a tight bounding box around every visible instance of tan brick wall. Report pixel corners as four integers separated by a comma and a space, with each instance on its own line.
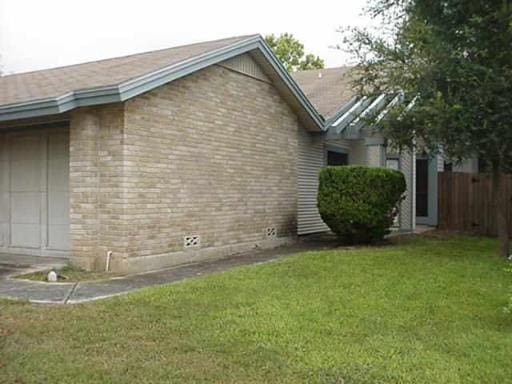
70, 62, 302, 271
69, 104, 127, 270
122, 64, 299, 260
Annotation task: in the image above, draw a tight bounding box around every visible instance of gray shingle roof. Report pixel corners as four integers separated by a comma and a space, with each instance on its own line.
292, 66, 355, 119
0, 35, 255, 106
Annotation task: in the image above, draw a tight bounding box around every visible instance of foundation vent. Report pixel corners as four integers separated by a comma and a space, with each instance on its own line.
184, 235, 201, 248
265, 227, 277, 238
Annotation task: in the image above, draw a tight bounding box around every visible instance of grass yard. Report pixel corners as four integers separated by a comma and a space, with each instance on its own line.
1, 234, 511, 383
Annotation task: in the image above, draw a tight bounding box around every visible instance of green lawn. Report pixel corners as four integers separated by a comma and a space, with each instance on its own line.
1, 235, 511, 383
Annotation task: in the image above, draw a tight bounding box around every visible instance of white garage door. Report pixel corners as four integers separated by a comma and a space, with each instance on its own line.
0, 127, 70, 257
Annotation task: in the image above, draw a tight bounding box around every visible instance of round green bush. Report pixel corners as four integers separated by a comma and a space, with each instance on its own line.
318, 165, 406, 244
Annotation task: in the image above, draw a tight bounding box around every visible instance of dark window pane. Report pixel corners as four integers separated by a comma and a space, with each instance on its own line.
444, 161, 452, 172
327, 151, 348, 166
416, 159, 429, 217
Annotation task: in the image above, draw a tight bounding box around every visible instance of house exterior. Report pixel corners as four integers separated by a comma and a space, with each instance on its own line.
292, 67, 484, 230
0, 35, 415, 273
292, 68, 416, 233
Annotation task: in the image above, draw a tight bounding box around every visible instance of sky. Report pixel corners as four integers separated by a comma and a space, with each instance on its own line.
0, 0, 372, 75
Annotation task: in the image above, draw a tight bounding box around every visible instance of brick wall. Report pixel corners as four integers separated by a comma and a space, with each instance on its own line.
70, 62, 303, 271
69, 104, 127, 270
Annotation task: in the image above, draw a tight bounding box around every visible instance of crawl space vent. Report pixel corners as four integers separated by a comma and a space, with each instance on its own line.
184, 235, 200, 248
265, 227, 277, 238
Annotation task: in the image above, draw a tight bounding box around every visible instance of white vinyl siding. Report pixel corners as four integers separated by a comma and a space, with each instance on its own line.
297, 129, 329, 235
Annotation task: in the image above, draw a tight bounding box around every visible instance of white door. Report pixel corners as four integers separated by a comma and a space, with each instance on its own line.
0, 128, 70, 257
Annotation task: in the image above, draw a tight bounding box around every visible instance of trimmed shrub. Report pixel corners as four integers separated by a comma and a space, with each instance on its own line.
318, 165, 406, 244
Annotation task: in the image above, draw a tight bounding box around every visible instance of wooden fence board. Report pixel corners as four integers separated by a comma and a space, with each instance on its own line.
438, 172, 512, 236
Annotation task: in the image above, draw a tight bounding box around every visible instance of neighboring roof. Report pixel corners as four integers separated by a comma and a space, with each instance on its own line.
293, 66, 402, 138
0, 35, 324, 130
292, 66, 355, 120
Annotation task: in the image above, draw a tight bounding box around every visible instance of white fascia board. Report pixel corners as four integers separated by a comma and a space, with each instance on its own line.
374, 92, 403, 123
347, 94, 387, 129
332, 97, 366, 127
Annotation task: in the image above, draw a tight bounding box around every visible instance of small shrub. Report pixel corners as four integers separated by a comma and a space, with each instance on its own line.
318, 165, 406, 244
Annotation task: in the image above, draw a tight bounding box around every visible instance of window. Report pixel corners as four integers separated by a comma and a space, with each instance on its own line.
444, 161, 453, 172
416, 158, 429, 217
327, 151, 348, 166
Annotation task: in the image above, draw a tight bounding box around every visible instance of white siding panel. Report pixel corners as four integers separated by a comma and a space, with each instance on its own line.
297, 129, 329, 235
219, 53, 271, 83
398, 149, 415, 231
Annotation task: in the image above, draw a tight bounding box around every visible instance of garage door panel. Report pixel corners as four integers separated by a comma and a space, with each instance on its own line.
47, 131, 70, 251
48, 224, 70, 250
48, 133, 69, 158
0, 191, 8, 221
10, 192, 41, 224
0, 161, 7, 192
10, 223, 41, 248
48, 160, 69, 191
0, 128, 70, 256
48, 133, 69, 187
9, 160, 42, 192
0, 224, 6, 247
9, 136, 41, 161
0, 190, 7, 248
48, 191, 69, 225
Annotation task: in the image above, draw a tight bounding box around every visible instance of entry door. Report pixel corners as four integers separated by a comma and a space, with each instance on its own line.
0, 128, 70, 256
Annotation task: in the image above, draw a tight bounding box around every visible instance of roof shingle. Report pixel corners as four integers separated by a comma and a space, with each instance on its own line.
0, 35, 255, 106
292, 66, 355, 119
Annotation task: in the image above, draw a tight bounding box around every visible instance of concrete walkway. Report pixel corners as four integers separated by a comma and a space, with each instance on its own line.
0, 241, 334, 304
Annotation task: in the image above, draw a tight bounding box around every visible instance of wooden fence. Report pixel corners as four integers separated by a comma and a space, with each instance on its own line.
437, 172, 512, 236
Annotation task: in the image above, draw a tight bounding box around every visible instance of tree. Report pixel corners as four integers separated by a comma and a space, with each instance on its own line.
342, 0, 512, 257
265, 33, 324, 72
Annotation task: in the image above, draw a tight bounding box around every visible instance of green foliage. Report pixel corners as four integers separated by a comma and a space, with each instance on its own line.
265, 33, 324, 72
342, 0, 512, 256
2, 236, 511, 383
318, 166, 406, 244
342, 0, 512, 169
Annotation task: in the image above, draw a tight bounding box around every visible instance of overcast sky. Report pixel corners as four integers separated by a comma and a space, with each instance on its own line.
0, 0, 371, 75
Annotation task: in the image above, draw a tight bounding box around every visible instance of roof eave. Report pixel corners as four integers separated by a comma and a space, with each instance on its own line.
0, 35, 325, 131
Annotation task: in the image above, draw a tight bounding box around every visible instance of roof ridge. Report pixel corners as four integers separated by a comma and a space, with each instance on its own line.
2, 34, 259, 78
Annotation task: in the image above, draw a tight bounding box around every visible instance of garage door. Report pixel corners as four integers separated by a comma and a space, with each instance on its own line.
0, 127, 70, 257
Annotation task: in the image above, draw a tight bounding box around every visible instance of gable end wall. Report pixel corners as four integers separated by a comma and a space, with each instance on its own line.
112, 62, 302, 272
